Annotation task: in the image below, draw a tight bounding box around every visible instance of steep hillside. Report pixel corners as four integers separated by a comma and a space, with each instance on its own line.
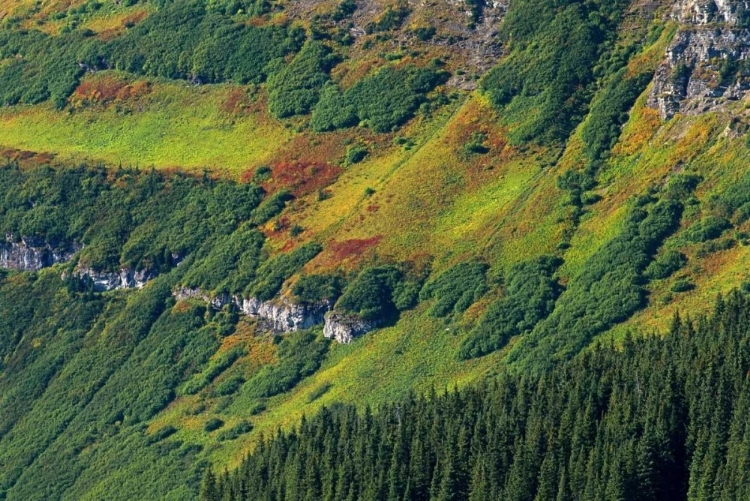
2, 0, 750, 499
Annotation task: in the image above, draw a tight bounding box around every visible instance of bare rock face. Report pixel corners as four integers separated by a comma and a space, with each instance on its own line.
173, 287, 380, 342
649, 0, 750, 118
0, 236, 79, 271
673, 0, 750, 25
237, 297, 330, 332
323, 312, 379, 344
287, 0, 507, 83
173, 287, 330, 334
75, 267, 156, 292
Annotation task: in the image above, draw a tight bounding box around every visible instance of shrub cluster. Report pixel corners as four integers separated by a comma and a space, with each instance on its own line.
0, 1, 303, 108
292, 274, 346, 304
481, 0, 631, 145
267, 41, 339, 118
513, 197, 683, 369
311, 66, 448, 133
244, 331, 328, 399
418, 261, 489, 318
459, 257, 561, 359
335, 265, 421, 321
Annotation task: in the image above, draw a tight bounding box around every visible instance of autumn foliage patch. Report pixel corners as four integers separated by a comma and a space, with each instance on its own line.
265, 161, 342, 197
328, 236, 383, 260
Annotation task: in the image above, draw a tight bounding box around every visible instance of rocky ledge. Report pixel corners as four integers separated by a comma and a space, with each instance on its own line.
0, 236, 80, 271
322, 312, 380, 344
173, 287, 332, 334
673, 0, 750, 25
75, 267, 157, 292
649, 0, 750, 118
172, 287, 379, 342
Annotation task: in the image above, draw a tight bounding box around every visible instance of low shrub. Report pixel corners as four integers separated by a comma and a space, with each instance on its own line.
213, 375, 245, 396
644, 250, 687, 280
311, 66, 448, 133
306, 382, 333, 403
217, 421, 253, 441
459, 257, 560, 360
419, 261, 488, 317
671, 278, 695, 293
204, 417, 225, 432
684, 216, 731, 243
293, 274, 345, 303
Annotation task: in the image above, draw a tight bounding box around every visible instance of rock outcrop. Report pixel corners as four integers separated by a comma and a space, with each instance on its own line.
173, 287, 331, 334
75, 267, 156, 292
322, 312, 379, 344
649, 0, 750, 118
673, 0, 750, 25
0, 236, 79, 271
236, 296, 329, 332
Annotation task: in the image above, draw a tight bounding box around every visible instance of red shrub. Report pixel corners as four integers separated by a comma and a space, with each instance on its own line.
267, 160, 342, 197
328, 236, 383, 260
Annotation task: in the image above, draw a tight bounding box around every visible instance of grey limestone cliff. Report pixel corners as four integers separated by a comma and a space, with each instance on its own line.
649, 0, 750, 118
322, 312, 380, 344
173, 287, 331, 334
0, 236, 80, 271
75, 267, 157, 292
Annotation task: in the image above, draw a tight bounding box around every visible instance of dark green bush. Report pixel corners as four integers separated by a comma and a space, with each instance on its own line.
644, 250, 687, 280
306, 382, 333, 403
253, 165, 272, 183
267, 41, 338, 118
292, 274, 345, 303
217, 421, 253, 441
463, 132, 490, 155
365, 2, 410, 33
310, 83, 359, 131
107, 1, 302, 84
665, 174, 702, 200
419, 261, 488, 318
581, 68, 653, 163
671, 278, 695, 293
311, 66, 447, 132
735, 203, 750, 224
147, 425, 178, 445
332, 0, 357, 21
347, 66, 447, 132
708, 172, 750, 220
245, 331, 328, 399
248, 243, 322, 300
391, 280, 421, 311
181, 347, 245, 396
336, 265, 403, 320
346, 144, 369, 164
696, 237, 736, 258
182, 225, 265, 293
249, 190, 294, 226
684, 216, 731, 243
459, 257, 560, 359
512, 197, 683, 369
204, 417, 225, 432
481, 0, 631, 145
412, 26, 436, 41
213, 375, 245, 396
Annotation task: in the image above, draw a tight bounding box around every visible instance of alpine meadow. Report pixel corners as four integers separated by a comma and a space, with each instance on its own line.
2, 0, 750, 500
